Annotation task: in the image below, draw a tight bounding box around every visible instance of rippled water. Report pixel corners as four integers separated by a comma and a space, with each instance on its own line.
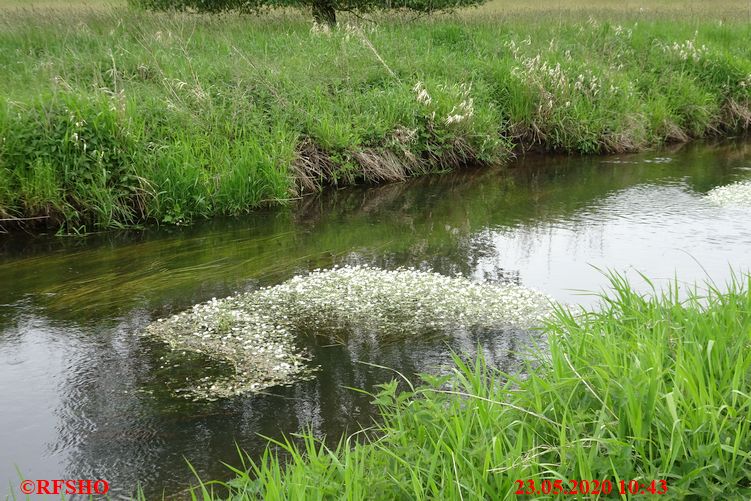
2, 140, 751, 498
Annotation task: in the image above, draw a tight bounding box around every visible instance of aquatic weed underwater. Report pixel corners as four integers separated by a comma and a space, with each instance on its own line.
145, 265, 553, 400
706, 180, 751, 207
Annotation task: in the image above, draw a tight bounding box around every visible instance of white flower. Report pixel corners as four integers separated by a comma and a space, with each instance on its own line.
706, 181, 751, 207
146, 266, 553, 400
417, 88, 432, 105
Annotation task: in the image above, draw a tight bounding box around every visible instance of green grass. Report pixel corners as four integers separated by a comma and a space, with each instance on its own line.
176, 272, 751, 499
1, 3, 751, 232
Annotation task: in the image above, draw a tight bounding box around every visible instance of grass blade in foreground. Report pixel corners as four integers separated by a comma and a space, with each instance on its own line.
209, 273, 751, 499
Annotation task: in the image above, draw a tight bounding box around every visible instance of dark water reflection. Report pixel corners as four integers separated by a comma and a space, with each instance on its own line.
2, 140, 751, 498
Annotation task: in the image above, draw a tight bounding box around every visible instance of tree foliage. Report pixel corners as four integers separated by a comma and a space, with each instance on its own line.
130, 0, 487, 25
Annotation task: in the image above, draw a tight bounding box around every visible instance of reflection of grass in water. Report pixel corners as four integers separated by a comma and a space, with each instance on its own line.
2, 140, 747, 317
33, 249, 314, 314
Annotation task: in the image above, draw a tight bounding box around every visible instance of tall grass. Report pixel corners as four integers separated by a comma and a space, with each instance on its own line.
1, 4, 751, 232
186, 273, 751, 499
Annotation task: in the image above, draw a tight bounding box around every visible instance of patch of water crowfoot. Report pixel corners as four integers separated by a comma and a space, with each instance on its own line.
145, 266, 553, 400
146, 296, 313, 401
705, 180, 751, 207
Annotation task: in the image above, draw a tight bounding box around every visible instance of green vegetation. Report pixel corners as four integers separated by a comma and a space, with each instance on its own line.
4, 139, 746, 321
180, 273, 751, 499
1, 2, 750, 233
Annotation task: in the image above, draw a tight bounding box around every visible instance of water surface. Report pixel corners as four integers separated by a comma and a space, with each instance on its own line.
2, 140, 751, 498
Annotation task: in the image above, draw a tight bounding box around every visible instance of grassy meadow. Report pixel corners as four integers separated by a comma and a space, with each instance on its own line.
170, 273, 751, 499
1, 0, 750, 232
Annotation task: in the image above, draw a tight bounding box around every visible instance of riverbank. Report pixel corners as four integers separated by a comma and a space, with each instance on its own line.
1, 2, 750, 233
189, 273, 751, 499
2, 134, 751, 497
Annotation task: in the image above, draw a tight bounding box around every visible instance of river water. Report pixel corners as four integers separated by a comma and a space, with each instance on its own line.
1, 140, 751, 498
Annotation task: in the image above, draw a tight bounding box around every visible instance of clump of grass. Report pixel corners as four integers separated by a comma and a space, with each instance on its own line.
706, 180, 751, 207
0, 94, 146, 230
145, 265, 552, 400
200, 273, 751, 499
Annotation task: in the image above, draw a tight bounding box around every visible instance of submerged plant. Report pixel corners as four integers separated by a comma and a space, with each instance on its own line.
147, 296, 313, 400
706, 180, 751, 207
145, 265, 553, 400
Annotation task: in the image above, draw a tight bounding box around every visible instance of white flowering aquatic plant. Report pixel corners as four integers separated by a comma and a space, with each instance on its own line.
147, 296, 313, 401
146, 266, 553, 400
706, 180, 751, 207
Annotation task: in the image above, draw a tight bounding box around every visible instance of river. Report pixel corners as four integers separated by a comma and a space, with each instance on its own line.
1, 140, 750, 498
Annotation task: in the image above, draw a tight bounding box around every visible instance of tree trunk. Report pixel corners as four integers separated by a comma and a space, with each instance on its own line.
312, 0, 336, 26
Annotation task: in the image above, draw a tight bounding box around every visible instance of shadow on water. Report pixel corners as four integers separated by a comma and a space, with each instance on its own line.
1, 138, 751, 497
